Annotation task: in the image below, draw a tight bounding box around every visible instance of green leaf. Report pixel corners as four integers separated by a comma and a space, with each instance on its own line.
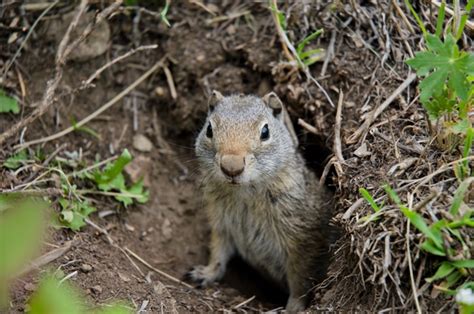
57, 198, 96, 231
449, 68, 469, 101
269, 2, 286, 30
3, 150, 28, 169
427, 261, 455, 282
28, 277, 85, 314
450, 177, 474, 215
98, 173, 126, 192
296, 29, 323, 54
456, 0, 474, 40
451, 119, 470, 134
160, 1, 171, 27
442, 270, 463, 289
116, 179, 149, 206
94, 150, 132, 185
0, 197, 47, 278
400, 206, 443, 249
128, 179, 149, 204
359, 188, 381, 212
406, 51, 446, 74
404, 0, 427, 37
419, 67, 449, 103
451, 259, 474, 269
467, 54, 474, 76
383, 185, 401, 205
421, 240, 446, 256
0, 89, 19, 114
426, 34, 448, 56
71, 117, 99, 139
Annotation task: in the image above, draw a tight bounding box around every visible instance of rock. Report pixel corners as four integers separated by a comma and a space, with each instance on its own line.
161, 219, 172, 240
91, 285, 102, 294
43, 11, 110, 62
118, 272, 131, 282
81, 264, 93, 273
133, 134, 153, 152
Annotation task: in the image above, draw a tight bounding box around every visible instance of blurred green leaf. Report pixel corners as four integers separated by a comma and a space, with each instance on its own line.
427, 261, 455, 282
421, 239, 446, 256
3, 150, 28, 170
451, 260, 474, 269
401, 206, 443, 249
0, 197, 47, 306
28, 277, 85, 314
404, 0, 427, 37
296, 29, 323, 54
160, 1, 171, 27
450, 177, 474, 215
0, 197, 46, 275
57, 198, 96, 231
383, 185, 401, 205
0, 89, 19, 114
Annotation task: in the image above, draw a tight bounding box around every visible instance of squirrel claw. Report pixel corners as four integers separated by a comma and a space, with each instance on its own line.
183, 265, 218, 288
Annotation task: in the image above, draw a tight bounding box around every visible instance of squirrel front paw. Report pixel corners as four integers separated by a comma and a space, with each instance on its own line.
184, 264, 222, 288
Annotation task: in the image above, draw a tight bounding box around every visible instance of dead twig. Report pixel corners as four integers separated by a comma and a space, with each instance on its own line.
348, 73, 417, 144
233, 295, 256, 309
162, 63, 177, 100
297, 118, 317, 134
18, 241, 73, 276
14, 59, 164, 150
81, 44, 158, 88
334, 90, 345, 163
0, 0, 88, 147
124, 247, 194, 289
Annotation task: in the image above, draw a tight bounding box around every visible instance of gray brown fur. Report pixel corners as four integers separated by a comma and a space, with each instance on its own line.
188, 91, 334, 312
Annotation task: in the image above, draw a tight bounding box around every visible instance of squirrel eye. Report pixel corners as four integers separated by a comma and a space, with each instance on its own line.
260, 124, 270, 141
206, 123, 213, 138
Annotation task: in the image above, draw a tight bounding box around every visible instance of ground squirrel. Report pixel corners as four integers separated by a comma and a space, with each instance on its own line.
186, 91, 334, 312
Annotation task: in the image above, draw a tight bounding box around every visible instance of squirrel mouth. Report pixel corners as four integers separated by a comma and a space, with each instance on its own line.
226, 177, 241, 185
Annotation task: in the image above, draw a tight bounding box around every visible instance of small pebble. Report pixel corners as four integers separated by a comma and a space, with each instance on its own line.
133, 134, 153, 152
92, 285, 102, 294
81, 264, 93, 273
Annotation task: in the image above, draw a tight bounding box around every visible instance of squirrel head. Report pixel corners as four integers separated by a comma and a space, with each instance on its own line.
195, 90, 296, 185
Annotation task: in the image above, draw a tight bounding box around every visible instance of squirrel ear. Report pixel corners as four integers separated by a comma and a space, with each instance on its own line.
208, 90, 224, 112
263, 92, 283, 118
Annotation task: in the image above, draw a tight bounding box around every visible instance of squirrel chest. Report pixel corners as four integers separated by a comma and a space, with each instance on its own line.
205, 184, 297, 285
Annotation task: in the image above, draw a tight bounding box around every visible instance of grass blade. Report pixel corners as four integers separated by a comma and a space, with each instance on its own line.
359, 188, 381, 212
404, 0, 427, 37
400, 206, 443, 249
456, 0, 474, 40
427, 262, 455, 282
435, 0, 446, 38
450, 177, 474, 215
450, 260, 474, 268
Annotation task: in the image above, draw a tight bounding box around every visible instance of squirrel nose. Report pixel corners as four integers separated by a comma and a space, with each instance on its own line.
220, 154, 245, 178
